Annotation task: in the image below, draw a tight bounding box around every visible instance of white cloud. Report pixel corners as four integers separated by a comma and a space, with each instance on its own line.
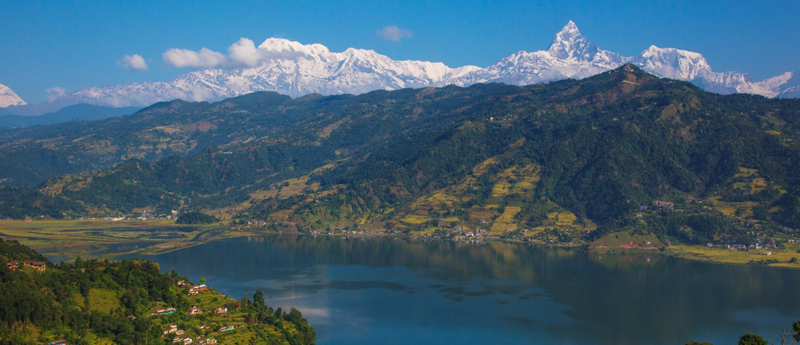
227, 38, 262, 67
377, 26, 412, 42
46, 87, 66, 102
163, 47, 228, 68
162, 38, 308, 69
118, 54, 149, 70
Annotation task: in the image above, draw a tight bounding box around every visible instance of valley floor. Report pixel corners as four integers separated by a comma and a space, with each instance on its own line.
2, 220, 800, 269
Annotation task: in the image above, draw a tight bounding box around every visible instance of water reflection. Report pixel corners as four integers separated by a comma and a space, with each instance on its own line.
122, 236, 800, 345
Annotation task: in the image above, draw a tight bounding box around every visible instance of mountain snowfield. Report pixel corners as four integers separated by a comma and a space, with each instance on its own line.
0, 83, 26, 108
5, 21, 798, 111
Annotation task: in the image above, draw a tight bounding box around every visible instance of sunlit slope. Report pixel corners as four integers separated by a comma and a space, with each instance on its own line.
2, 65, 800, 242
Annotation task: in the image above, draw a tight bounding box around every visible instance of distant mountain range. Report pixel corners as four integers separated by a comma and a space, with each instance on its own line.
2, 21, 798, 115
0, 103, 140, 128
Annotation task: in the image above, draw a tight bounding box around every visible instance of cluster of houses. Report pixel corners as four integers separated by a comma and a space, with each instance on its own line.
163, 324, 184, 336
163, 324, 218, 344
5, 260, 46, 271
188, 284, 208, 296
652, 201, 675, 211
218, 324, 243, 332
247, 220, 267, 226
707, 239, 780, 251
188, 306, 203, 316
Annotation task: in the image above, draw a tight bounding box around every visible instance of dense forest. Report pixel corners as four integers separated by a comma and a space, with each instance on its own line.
1, 64, 799, 246
0, 238, 315, 344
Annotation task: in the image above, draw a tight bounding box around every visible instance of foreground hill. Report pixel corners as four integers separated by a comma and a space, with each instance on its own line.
2, 65, 800, 246
0, 237, 315, 344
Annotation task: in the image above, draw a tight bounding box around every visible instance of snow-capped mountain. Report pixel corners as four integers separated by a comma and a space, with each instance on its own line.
453, 21, 633, 86
33, 21, 799, 112
65, 38, 479, 107
0, 83, 26, 108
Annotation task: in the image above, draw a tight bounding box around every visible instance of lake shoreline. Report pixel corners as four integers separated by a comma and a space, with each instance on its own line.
2, 219, 800, 269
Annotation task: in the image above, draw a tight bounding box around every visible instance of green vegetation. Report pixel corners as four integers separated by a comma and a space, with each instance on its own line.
176, 212, 217, 224
686, 320, 800, 345
0, 237, 315, 344
1, 64, 799, 262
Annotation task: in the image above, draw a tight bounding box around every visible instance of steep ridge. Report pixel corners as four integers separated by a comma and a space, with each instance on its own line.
2, 65, 800, 246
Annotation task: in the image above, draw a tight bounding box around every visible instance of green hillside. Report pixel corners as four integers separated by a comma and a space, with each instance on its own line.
2, 65, 800, 246
0, 238, 315, 345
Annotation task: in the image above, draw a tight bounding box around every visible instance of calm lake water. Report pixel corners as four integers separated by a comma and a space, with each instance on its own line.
120, 236, 800, 345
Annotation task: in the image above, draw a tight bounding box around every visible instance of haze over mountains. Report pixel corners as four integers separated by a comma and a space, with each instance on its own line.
2, 21, 798, 115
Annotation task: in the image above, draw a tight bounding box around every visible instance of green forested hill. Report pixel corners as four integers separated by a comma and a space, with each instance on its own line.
2, 65, 800, 245
0, 238, 316, 345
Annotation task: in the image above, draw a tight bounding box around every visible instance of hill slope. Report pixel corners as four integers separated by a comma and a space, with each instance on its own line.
2, 65, 800, 245
0, 238, 316, 345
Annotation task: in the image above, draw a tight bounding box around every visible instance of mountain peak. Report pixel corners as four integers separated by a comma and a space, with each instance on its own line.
560, 20, 580, 35
0, 83, 27, 108
258, 37, 330, 56
547, 21, 599, 62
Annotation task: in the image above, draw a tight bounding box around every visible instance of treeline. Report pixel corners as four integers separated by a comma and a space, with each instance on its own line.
687, 322, 800, 345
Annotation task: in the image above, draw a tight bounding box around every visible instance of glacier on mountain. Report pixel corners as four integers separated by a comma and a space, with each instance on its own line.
26, 21, 800, 111
0, 83, 26, 108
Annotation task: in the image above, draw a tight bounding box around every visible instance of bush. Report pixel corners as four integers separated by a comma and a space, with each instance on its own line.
175, 211, 217, 224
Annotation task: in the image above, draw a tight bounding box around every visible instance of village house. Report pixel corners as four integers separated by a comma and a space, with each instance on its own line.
188, 284, 207, 296
198, 324, 210, 330
215, 306, 228, 314
175, 330, 186, 337
48, 340, 68, 345
6, 261, 18, 270
218, 324, 236, 332
652, 201, 675, 211
188, 306, 203, 316
151, 307, 176, 316
23, 260, 46, 271
163, 324, 179, 335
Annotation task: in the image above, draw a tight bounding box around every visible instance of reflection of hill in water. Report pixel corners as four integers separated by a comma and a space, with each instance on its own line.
128, 236, 800, 345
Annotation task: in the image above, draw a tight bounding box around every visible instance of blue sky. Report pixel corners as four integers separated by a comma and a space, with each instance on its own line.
1, 0, 799, 103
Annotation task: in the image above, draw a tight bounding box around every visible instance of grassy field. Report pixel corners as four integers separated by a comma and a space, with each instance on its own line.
0, 219, 257, 260
670, 244, 800, 268
592, 230, 665, 249
74, 288, 121, 313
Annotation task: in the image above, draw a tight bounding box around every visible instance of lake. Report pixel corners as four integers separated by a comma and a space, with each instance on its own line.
121, 236, 800, 345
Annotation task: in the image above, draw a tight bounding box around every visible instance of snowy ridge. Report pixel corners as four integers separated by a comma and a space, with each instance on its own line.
0, 83, 26, 108
33, 21, 800, 111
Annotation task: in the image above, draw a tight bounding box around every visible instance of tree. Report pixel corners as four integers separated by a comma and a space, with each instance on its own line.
199, 277, 206, 285
793, 321, 800, 342
253, 290, 265, 309
738, 333, 767, 345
